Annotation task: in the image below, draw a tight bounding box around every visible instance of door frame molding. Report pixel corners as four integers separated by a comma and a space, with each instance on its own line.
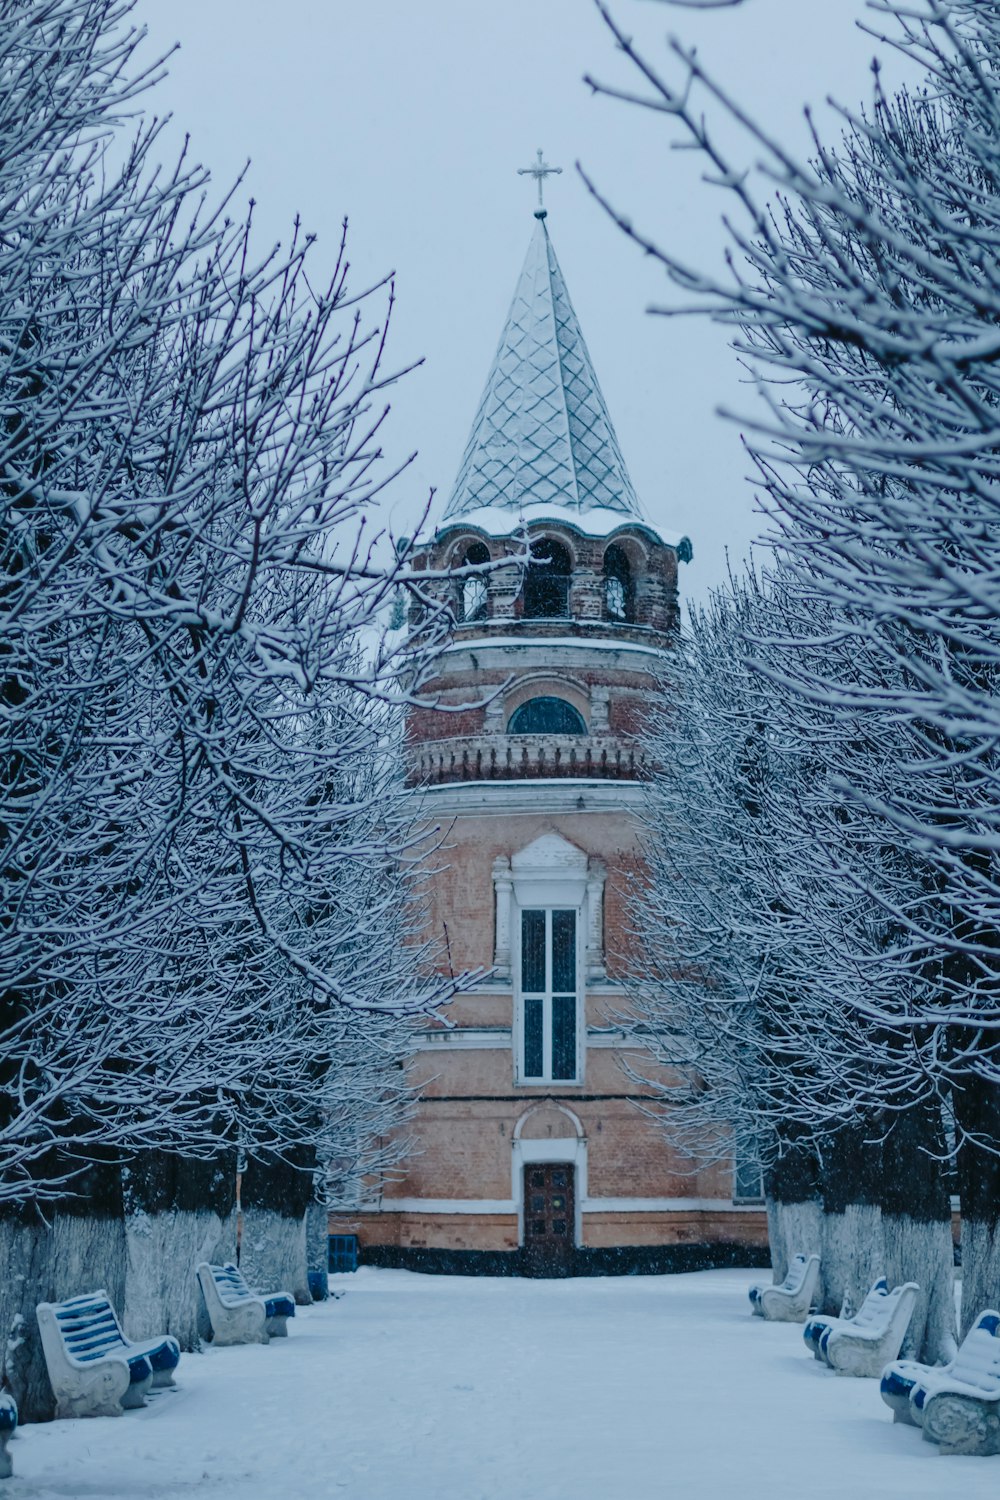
512, 1104, 586, 1248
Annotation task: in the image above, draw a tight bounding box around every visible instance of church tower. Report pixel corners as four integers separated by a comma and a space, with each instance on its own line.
335, 197, 767, 1272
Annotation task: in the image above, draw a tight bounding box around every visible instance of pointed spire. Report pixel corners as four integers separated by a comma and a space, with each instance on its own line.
442, 216, 643, 524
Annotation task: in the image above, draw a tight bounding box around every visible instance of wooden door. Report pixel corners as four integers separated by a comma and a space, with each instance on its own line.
523, 1163, 575, 1275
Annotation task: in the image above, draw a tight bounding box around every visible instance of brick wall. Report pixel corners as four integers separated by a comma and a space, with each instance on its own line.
411, 519, 680, 637
417, 809, 641, 975
582, 1211, 768, 1250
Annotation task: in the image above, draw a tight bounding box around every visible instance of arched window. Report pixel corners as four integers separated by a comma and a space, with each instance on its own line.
523, 537, 572, 619
508, 697, 586, 735
458, 540, 490, 622
603, 544, 633, 622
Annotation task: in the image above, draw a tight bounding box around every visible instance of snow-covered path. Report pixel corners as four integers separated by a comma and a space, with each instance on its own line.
7, 1266, 999, 1499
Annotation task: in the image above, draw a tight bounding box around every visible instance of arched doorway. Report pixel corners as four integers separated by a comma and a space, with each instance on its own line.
513, 1103, 586, 1277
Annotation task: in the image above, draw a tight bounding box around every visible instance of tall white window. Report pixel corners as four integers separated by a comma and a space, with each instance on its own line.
504, 834, 601, 1088
519, 908, 578, 1082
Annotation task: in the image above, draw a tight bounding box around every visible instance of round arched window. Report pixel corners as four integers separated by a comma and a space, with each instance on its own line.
508, 697, 586, 735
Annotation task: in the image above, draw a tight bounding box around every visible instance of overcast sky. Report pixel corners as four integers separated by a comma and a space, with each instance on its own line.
137, 0, 918, 606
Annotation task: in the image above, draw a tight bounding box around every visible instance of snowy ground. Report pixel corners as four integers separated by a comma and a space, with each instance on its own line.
6, 1266, 999, 1499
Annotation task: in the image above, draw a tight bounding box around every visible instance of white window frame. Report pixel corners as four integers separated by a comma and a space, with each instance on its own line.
508, 834, 593, 1088
516, 906, 581, 1085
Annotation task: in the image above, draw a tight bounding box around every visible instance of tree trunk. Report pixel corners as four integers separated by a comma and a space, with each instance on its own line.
306, 1199, 329, 1299
0, 1156, 125, 1422
123, 1148, 238, 1348
239, 1150, 313, 1304
819, 1122, 884, 1317
954, 1074, 1000, 1338
881, 1100, 956, 1364
764, 1135, 822, 1284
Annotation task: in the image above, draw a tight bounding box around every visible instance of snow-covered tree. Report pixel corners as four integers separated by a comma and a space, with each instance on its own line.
0, 0, 485, 1414
594, 0, 1000, 1335
627, 564, 957, 1357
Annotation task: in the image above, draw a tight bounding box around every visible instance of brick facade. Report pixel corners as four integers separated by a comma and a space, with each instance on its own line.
331, 516, 767, 1273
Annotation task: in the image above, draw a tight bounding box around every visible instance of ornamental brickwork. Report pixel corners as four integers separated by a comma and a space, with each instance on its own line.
405, 519, 679, 786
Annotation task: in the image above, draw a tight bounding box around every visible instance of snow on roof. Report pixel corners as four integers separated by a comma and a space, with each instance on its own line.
441, 213, 646, 526
435, 501, 692, 559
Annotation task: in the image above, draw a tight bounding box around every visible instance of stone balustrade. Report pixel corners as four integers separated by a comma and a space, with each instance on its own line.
411, 733, 646, 786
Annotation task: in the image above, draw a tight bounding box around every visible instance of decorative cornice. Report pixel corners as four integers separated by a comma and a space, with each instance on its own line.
439, 633, 667, 664
416, 777, 646, 817
411, 732, 647, 788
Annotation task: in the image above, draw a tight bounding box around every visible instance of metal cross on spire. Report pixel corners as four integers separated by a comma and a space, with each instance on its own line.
517, 149, 562, 209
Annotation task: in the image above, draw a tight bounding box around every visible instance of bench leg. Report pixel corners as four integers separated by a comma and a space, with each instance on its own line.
121, 1371, 153, 1410
922, 1394, 1000, 1456
0, 1434, 11, 1480
53, 1362, 132, 1420
209, 1304, 268, 1347
760, 1294, 809, 1323
264, 1315, 289, 1339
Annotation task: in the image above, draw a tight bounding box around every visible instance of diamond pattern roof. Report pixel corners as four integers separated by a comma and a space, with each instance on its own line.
442, 215, 642, 522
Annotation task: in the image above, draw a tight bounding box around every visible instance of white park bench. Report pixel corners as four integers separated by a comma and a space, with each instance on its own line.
196, 1262, 296, 1346
36, 1290, 180, 1419
814, 1280, 918, 1377
881, 1309, 1000, 1453
0, 1393, 16, 1479
748, 1253, 820, 1322
803, 1277, 888, 1362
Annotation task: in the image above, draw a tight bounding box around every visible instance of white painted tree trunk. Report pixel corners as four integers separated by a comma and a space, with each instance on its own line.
0, 1214, 126, 1422
882, 1212, 956, 1364
960, 1217, 1000, 1340
879, 1101, 954, 1362
952, 1082, 1000, 1340
305, 1202, 329, 1297
239, 1209, 310, 1304
765, 1196, 822, 1284
123, 1208, 238, 1348
820, 1204, 883, 1318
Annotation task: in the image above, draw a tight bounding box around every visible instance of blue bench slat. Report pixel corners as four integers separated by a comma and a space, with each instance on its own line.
264, 1295, 295, 1320
144, 1342, 180, 1374
66, 1329, 126, 1353
61, 1318, 119, 1336
126, 1357, 152, 1386
54, 1299, 117, 1315
64, 1322, 121, 1340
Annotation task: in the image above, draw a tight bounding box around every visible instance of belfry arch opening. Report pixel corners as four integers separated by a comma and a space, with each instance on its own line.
603, 543, 634, 623
523, 537, 572, 619
457, 540, 491, 622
